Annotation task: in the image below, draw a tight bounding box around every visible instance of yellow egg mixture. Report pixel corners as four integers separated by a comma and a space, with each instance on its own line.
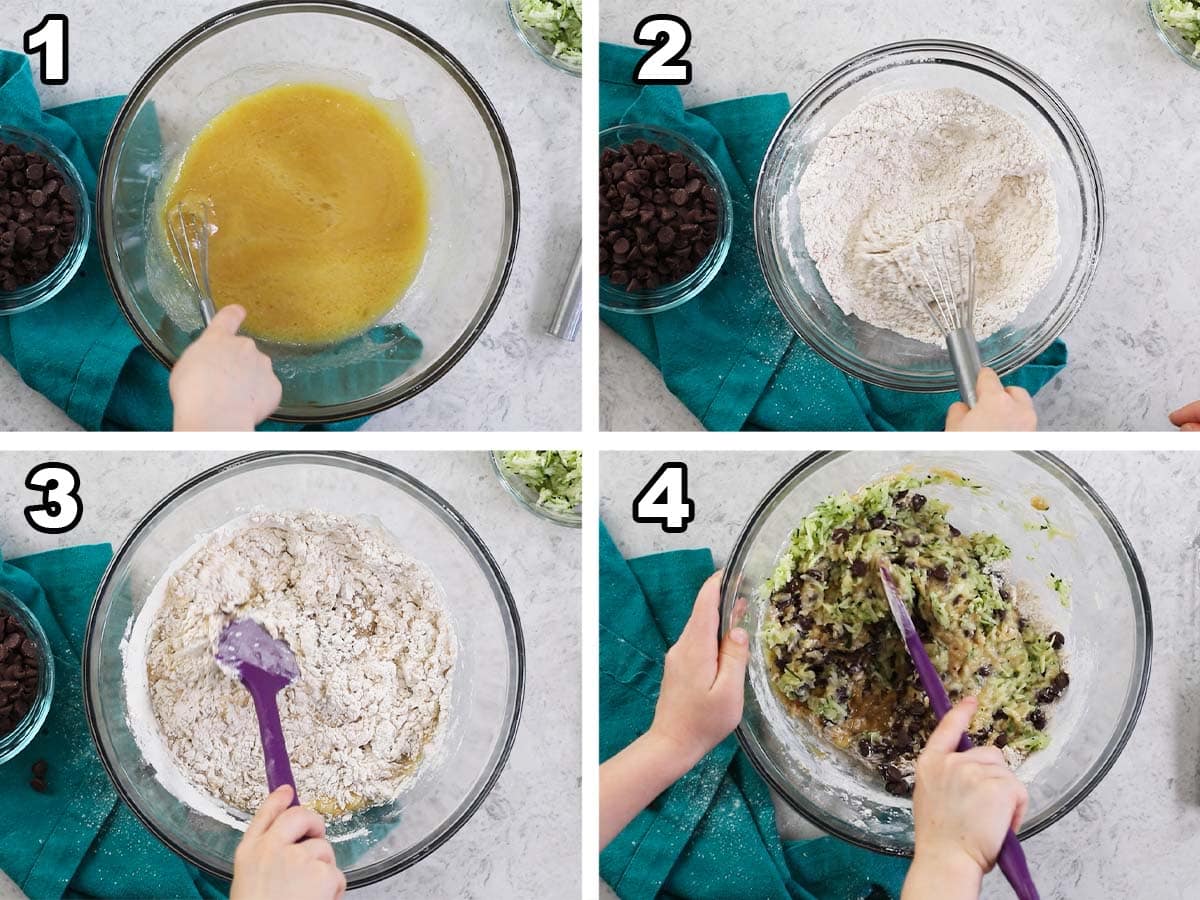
164, 83, 429, 345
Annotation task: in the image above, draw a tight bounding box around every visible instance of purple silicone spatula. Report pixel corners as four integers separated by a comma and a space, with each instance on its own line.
878, 563, 1039, 900
216, 618, 300, 808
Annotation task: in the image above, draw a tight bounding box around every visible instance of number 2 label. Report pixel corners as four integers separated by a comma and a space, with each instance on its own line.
633, 15, 693, 85
24, 14, 69, 86
632, 462, 695, 534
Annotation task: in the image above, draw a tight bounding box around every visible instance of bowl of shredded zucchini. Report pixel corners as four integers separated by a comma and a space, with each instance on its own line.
1150, 0, 1200, 67
491, 450, 582, 527
722, 451, 1151, 855
508, 0, 583, 76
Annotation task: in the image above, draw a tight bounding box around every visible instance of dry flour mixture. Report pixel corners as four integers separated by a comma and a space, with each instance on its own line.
125, 510, 455, 820
794, 87, 1060, 343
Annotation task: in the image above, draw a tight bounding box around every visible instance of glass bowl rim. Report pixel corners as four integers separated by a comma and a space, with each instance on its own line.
0, 125, 93, 317
752, 38, 1106, 392
94, 0, 522, 423
598, 122, 734, 315
720, 449, 1153, 856
1147, 0, 1200, 69
82, 449, 527, 887
489, 450, 582, 528
506, 0, 582, 77
0, 586, 56, 764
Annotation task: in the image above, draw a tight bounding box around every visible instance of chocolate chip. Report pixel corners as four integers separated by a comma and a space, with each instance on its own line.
868, 513, 886, 530
850, 559, 867, 578
976, 665, 991, 677
910, 494, 927, 511
1048, 631, 1065, 650
994, 732, 1008, 749
1027, 708, 1046, 730
0, 140, 77, 293
930, 564, 948, 581
830, 528, 849, 544
31, 759, 47, 778
1052, 671, 1069, 692
30, 778, 46, 793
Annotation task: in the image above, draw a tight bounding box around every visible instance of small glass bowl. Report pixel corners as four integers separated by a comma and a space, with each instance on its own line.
599, 124, 733, 316
507, 0, 582, 77
1148, 0, 1200, 69
0, 126, 91, 317
0, 589, 56, 765
490, 451, 582, 528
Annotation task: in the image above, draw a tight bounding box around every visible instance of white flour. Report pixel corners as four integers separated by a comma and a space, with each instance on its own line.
124, 510, 455, 820
794, 87, 1059, 343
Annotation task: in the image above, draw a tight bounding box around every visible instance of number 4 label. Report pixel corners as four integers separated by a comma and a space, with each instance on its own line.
24, 14, 69, 86
632, 462, 695, 534
632, 15, 692, 85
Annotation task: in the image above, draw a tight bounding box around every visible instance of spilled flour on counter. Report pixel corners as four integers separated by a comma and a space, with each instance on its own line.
793, 87, 1059, 343
126, 510, 455, 820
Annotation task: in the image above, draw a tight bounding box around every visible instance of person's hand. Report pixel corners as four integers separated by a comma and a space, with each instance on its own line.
169, 305, 282, 431
904, 698, 1028, 899
648, 570, 749, 768
945, 368, 1037, 432
231, 786, 345, 900
1169, 401, 1200, 432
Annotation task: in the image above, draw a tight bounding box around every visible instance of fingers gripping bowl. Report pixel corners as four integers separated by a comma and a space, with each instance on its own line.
84, 452, 525, 887
97, 1, 520, 423
721, 452, 1150, 855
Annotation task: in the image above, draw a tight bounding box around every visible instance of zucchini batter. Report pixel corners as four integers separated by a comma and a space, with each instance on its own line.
762, 472, 1068, 797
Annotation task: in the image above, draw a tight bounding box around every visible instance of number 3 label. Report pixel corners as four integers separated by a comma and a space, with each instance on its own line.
633, 15, 693, 85
24, 14, 69, 86
633, 462, 695, 534
24, 462, 83, 534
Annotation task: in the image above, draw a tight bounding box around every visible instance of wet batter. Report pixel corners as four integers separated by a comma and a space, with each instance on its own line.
164, 83, 429, 345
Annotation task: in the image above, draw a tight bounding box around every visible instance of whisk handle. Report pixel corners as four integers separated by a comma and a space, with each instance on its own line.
946, 325, 982, 408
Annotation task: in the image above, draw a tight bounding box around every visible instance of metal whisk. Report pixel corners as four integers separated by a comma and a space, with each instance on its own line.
165, 199, 217, 325
907, 220, 983, 407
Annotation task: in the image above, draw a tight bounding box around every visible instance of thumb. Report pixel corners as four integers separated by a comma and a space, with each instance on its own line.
243, 785, 294, 840
714, 625, 750, 697
207, 304, 246, 335
924, 697, 977, 755
945, 401, 968, 429
975, 367, 1004, 398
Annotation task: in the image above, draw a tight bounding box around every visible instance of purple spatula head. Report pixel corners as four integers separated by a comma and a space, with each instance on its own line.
216, 618, 300, 807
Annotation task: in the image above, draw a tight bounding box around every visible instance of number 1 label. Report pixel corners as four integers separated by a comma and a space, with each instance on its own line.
24, 14, 69, 86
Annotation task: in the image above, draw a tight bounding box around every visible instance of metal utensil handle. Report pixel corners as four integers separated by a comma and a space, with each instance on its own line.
946, 325, 982, 408
547, 244, 582, 341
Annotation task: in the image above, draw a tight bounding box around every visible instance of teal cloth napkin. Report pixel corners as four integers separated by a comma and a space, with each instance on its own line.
0, 50, 370, 431
599, 43, 1068, 431
599, 522, 909, 900
0, 543, 228, 899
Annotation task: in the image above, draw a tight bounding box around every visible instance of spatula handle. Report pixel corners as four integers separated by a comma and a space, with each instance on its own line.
244, 680, 299, 807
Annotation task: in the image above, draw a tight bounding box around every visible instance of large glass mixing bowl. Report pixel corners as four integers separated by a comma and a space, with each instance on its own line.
721, 451, 1150, 855
84, 452, 525, 887
754, 41, 1104, 392
97, 1, 520, 422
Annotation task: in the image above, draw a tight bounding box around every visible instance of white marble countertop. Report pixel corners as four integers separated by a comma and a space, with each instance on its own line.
600, 450, 1199, 898
0, 0, 580, 432
0, 451, 581, 898
599, 0, 1199, 431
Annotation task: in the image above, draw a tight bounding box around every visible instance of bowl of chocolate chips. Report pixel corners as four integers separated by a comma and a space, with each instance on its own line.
0, 588, 55, 764
0, 127, 89, 316
599, 124, 732, 315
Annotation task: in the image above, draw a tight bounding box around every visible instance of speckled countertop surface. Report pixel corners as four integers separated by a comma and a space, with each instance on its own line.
599, 0, 1199, 431
0, 0, 580, 432
0, 451, 580, 899
600, 450, 1198, 898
